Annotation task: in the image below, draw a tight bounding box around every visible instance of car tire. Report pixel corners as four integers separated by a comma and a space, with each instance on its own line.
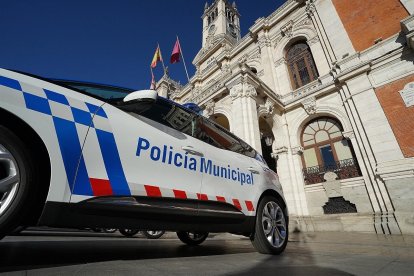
142, 230, 165, 239
176, 231, 208, 246
119, 228, 139, 237
251, 196, 288, 255
0, 126, 38, 240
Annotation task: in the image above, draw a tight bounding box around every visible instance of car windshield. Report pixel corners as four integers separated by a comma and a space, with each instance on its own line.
55, 81, 134, 101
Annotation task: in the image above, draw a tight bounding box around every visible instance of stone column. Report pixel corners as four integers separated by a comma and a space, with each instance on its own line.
258, 32, 278, 91
308, 36, 330, 76
229, 82, 261, 152
274, 57, 292, 96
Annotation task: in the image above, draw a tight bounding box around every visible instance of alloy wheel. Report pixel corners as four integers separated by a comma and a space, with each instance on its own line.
261, 201, 287, 248
0, 144, 20, 217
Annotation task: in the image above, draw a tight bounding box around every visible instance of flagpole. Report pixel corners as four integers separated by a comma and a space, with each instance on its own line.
150, 66, 156, 89
177, 36, 190, 83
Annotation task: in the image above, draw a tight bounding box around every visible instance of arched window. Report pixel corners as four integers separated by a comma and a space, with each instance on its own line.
286, 42, 319, 90
210, 114, 230, 131
301, 117, 360, 184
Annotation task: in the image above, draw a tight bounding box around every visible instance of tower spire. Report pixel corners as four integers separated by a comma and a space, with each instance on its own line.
201, 0, 241, 48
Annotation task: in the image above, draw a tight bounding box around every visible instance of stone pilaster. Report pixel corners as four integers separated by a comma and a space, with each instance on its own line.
229, 81, 261, 152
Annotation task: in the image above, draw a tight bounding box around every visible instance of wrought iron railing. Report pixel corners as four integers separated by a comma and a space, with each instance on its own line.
303, 158, 361, 185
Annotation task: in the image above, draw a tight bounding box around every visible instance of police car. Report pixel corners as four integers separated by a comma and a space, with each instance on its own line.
0, 68, 288, 254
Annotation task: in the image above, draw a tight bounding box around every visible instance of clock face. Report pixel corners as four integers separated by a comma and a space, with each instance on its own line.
208, 24, 216, 35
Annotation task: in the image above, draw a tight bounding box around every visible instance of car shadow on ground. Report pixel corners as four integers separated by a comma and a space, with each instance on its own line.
0, 237, 254, 272
1, 232, 354, 275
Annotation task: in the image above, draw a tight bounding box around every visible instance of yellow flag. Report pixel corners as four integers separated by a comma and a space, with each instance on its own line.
151, 45, 163, 68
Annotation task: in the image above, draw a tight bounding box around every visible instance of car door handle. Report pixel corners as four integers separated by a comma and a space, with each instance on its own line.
247, 167, 260, 174
182, 146, 203, 156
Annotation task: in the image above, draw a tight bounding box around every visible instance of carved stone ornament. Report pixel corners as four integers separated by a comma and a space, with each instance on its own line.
301, 96, 317, 115
272, 36, 282, 48
230, 83, 257, 99
297, 17, 312, 26
245, 83, 257, 98
280, 20, 294, 38
230, 83, 243, 99
291, 146, 304, 155
204, 101, 215, 117
248, 49, 261, 60
221, 64, 231, 74
305, 1, 316, 16
342, 130, 355, 140
258, 97, 275, 116
258, 36, 271, 48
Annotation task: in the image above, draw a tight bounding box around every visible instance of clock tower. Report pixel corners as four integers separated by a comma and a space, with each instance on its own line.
202, 0, 241, 48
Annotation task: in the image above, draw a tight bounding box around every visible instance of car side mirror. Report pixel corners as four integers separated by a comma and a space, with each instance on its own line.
118, 89, 158, 113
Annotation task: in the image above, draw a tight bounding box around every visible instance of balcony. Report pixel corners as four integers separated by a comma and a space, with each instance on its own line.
303, 158, 361, 185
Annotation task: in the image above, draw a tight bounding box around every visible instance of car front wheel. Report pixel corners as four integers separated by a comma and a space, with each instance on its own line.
0, 126, 38, 240
251, 196, 288, 254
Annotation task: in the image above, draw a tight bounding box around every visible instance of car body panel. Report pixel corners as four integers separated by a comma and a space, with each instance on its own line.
0, 68, 287, 232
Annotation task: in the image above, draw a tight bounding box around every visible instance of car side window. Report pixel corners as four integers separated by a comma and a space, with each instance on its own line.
195, 118, 257, 159
139, 98, 198, 137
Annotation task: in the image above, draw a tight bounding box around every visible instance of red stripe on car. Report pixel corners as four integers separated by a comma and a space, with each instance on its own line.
232, 199, 242, 210
90, 178, 113, 196
245, 200, 255, 211
173, 189, 187, 199
144, 185, 162, 197
197, 193, 208, 200
216, 196, 226, 202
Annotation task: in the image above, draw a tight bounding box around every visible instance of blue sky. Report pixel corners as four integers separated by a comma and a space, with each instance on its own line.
0, 0, 285, 90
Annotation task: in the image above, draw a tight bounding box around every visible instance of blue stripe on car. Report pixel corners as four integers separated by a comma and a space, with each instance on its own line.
0, 76, 22, 91
53, 117, 93, 195
86, 102, 107, 118
23, 93, 52, 115
71, 107, 94, 127
95, 129, 131, 195
45, 89, 70, 105
1, 75, 129, 196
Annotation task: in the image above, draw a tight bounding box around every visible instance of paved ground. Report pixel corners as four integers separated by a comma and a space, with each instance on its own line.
1, 229, 414, 275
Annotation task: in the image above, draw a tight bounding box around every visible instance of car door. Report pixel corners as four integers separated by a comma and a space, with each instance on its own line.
196, 118, 260, 216
74, 98, 205, 215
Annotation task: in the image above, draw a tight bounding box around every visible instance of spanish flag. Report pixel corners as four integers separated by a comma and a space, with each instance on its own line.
151, 45, 163, 68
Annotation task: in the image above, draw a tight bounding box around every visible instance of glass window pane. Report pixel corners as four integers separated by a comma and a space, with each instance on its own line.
315, 130, 329, 143
303, 134, 314, 141
320, 145, 336, 167
140, 99, 197, 137
304, 126, 315, 135
318, 119, 326, 129
304, 148, 318, 168
328, 124, 341, 133
309, 121, 319, 132
196, 118, 256, 158
330, 131, 342, 139
304, 139, 316, 146
333, 140, 353, 160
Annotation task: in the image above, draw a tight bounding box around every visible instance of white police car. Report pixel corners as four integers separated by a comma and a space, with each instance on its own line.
0, 68, 288, 254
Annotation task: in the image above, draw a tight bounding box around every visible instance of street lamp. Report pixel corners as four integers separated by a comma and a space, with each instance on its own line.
264, 136, 273, 147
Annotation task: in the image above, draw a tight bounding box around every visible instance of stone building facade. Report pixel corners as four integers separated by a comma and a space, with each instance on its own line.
156, 0, 414, 235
